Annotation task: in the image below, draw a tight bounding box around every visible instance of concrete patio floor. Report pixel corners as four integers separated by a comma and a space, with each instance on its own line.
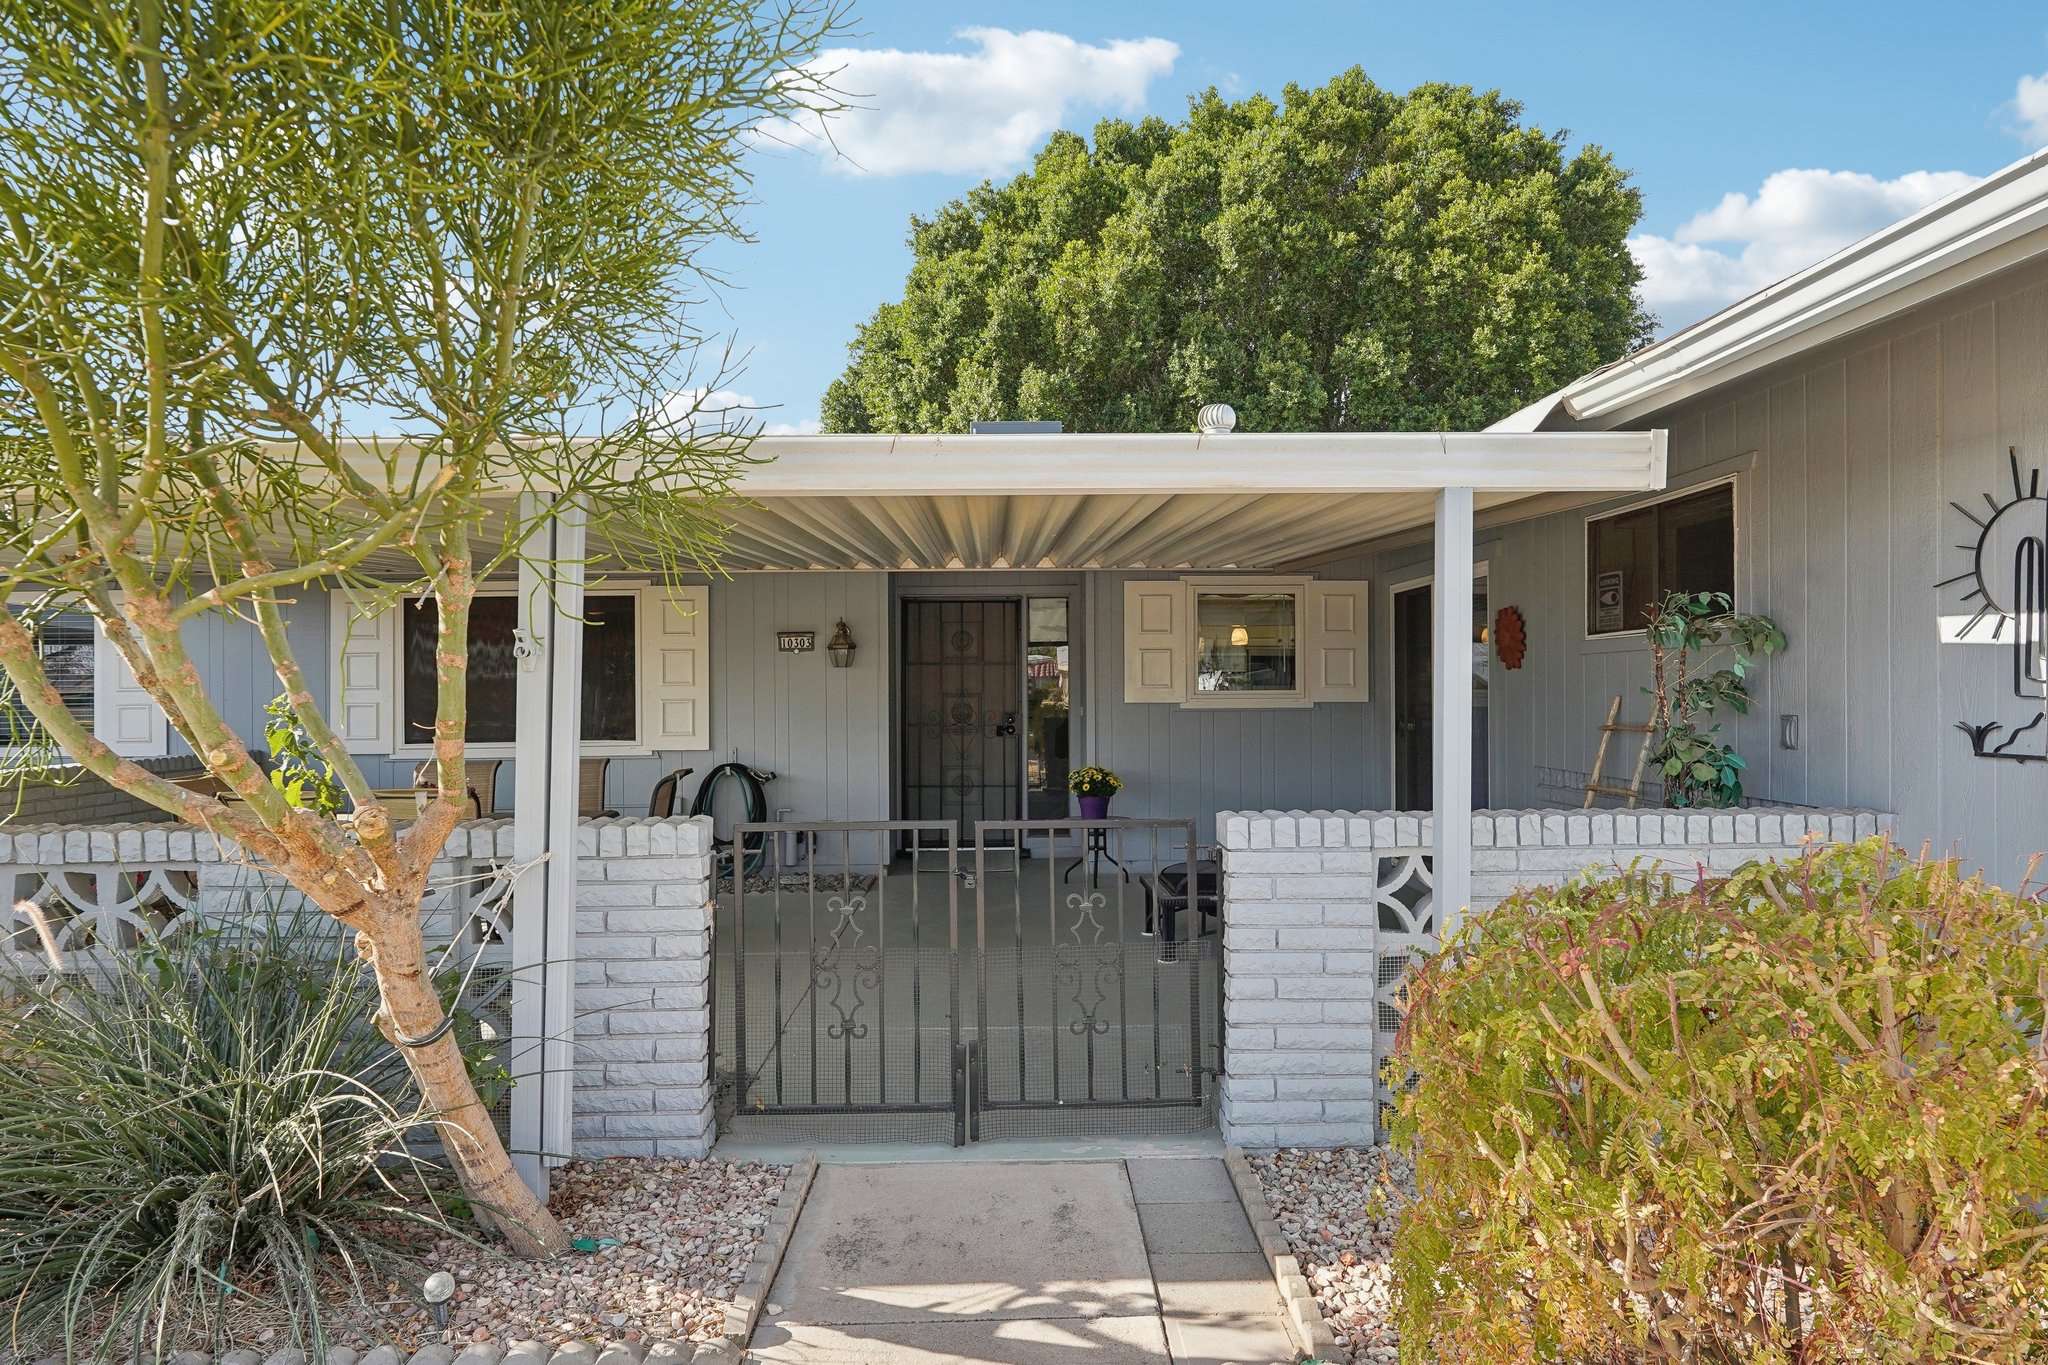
744, 1158, 1299, 1364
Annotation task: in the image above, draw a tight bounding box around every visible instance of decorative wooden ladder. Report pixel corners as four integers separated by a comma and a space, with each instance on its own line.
1582, 694, 1655, 808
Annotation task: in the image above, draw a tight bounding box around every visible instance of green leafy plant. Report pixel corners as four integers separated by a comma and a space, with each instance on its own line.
263, 693, 345, 817
1067, 764, 1124, 797
1642, 589, 1784, 807
1392, 840, 2048, 1363
0, 910, 461, 1359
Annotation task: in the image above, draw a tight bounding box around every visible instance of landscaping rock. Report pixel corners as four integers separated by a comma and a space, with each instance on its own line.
354, 1158, 786, 1348
1248, 1145, 1415, 1365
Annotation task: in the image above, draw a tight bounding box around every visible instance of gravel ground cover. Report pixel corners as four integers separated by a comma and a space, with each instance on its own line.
1248, 1145, 1415, 1365
347, 1157, 788, 1349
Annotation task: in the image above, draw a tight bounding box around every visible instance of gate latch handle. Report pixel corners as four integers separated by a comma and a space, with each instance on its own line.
993, 711, 1018, 738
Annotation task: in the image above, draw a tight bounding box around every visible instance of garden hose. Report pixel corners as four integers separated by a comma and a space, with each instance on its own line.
690, 760, 775, 877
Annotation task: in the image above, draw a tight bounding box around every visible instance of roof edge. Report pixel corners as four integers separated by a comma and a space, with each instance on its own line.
1563, 147, 2048, 426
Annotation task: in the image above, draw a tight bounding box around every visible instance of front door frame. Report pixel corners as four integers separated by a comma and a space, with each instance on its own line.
886, 575, 1087, 839
1388, 560, 1491, 808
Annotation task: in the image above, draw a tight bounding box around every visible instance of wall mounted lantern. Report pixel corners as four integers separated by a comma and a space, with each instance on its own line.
827, 619, 857, 668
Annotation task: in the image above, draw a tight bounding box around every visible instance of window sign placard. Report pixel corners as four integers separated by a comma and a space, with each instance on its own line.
1585, 481, 1735, 635
1594, 571, 1626, 634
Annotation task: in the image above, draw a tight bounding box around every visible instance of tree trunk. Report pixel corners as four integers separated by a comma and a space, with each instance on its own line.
358, 899, 569, 1258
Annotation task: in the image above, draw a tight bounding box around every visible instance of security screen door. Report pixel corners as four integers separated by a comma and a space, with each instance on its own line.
901, 599, 1024, 842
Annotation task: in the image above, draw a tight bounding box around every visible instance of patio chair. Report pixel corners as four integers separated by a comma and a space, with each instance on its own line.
1151, 849, 1220, 943
579, 757, 617, 819
647, 766, 696, 818
413, 758, 502, 819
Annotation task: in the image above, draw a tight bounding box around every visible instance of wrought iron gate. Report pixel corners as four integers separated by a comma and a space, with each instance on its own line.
713, 818, 1220, 1144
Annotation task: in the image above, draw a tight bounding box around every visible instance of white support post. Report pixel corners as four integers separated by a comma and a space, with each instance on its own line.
1432, 486, 1474, 938
509, 495, 585, 1195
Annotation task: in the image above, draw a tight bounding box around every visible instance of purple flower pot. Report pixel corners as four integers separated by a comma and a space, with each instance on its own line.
1076, 793, 1112, 819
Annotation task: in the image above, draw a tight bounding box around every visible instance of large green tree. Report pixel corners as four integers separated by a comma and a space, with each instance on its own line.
823, 69, 1652, 434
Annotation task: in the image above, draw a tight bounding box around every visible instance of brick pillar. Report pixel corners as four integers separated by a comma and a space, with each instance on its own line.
571, 815, 717, 1158
1216, 811, 1382, 1148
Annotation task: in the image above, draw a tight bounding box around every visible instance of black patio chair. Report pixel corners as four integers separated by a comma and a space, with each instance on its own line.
1151, 852, 1220, 943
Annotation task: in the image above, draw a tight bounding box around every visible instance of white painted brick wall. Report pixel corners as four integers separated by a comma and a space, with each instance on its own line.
563, 816, 715, 1160
1216, 805, 1893, 1149
1, 812, 719, 1161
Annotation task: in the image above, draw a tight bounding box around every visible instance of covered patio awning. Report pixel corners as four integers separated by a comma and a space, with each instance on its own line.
499, 423, 1666, 1190
713, 430, 1667, 570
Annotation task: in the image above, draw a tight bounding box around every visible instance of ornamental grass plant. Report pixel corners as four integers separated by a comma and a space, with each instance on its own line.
1393, 839, 2048, 1363
0, 908, 459, 1361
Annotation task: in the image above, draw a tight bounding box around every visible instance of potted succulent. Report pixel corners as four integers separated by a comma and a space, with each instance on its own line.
1069, 765, 1124, 819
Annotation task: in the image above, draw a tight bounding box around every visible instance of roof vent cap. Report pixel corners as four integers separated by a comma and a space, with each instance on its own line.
969, 420, 1063, 434
1197, 402, 1237, 434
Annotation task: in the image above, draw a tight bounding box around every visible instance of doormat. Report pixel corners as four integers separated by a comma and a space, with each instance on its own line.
718, 871, 879, 896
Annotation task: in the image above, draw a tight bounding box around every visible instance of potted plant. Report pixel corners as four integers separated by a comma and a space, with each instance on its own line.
1069, 765, 1124, 819
1642, 590, 1785, 807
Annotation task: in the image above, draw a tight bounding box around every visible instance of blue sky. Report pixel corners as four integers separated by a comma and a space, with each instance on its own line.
693, 1, 2048, 433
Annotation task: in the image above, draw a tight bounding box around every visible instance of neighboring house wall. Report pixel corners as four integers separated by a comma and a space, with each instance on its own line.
1463, 250, 2048, 885
3, 756, 204, 824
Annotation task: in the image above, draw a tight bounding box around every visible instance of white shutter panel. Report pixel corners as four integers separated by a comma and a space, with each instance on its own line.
92, 603, 168, 757
329, 593, 397, 752
1122, 580, 1186, 703
640, 585, 710, 751
1307, 580, 1370, 703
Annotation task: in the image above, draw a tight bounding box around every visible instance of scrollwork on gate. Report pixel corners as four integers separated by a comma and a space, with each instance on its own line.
1054, 889, 1121, 1037
813, 894, 881, 1042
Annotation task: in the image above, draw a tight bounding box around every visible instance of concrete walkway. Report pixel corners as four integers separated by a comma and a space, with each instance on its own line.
745, 1158, 1300, 1364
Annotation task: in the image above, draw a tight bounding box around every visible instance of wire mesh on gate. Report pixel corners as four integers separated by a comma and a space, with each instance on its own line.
714, 822, 960, 1144
968, 818, 1219, 1140
711, 818, 1222, 1144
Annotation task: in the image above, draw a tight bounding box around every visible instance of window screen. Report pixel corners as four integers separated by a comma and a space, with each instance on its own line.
403, 593, 638, 746
1586, 483, 1735, 635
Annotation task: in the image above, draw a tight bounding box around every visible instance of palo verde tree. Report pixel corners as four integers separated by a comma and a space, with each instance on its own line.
823, 68, 1653, 434
0, 0, 839, 1255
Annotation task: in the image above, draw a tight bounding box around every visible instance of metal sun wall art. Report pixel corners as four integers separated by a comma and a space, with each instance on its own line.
1947, 447, 2048, 763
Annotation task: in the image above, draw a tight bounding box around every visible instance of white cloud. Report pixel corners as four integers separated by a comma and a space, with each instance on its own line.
1630, 167, 1980, 331
658, 386, 757, 431
657, 388, 817, 437
2010, 68, 2048, 147
778, 27, 1179, 177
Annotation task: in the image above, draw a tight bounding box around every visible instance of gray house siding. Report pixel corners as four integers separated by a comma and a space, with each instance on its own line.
1470, 251, 2048, 885
1087, 569, 1373, 819
143, 572, 894, 824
